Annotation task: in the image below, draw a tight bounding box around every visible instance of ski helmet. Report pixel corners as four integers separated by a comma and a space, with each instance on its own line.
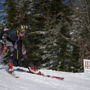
17, 24, 26, 35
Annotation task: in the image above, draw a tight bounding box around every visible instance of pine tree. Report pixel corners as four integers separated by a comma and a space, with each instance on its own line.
2, 0, 88, 72
67, 0, 90, 72
4, 0, 18, 28
31, 0, 73, 70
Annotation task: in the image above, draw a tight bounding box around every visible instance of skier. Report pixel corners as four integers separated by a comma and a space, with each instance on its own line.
0, 24, 41, 74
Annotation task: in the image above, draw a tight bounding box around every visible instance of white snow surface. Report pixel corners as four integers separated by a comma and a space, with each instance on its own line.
0, 65, 90, 90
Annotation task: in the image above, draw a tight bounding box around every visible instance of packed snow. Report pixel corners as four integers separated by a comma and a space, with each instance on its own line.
0, 65, 90, 90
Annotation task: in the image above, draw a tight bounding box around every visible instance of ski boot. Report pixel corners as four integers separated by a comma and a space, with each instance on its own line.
8, 62, 14, 73
29, 66, 42, 75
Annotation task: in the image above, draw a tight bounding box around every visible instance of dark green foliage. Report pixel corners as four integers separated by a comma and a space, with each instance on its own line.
4, 0, 18, 28
1, 0, 84, 72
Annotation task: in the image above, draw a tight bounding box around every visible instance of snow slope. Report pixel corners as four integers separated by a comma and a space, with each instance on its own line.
0, 65, 90, 90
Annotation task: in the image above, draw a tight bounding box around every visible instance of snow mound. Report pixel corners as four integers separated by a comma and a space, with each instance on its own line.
0, 65, 90, 90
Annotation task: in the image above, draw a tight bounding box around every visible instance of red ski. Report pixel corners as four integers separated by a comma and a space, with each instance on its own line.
45, 75, 64, 80
37, 73, 64, 80
15, 68, 64, 80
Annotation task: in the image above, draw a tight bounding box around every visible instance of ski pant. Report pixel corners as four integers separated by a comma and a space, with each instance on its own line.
6, 40, 33, 68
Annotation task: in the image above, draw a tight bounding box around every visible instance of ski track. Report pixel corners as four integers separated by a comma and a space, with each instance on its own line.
0, 65, 90, 90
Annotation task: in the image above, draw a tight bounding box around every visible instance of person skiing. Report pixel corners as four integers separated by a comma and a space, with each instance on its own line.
0, 24, 41, 74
